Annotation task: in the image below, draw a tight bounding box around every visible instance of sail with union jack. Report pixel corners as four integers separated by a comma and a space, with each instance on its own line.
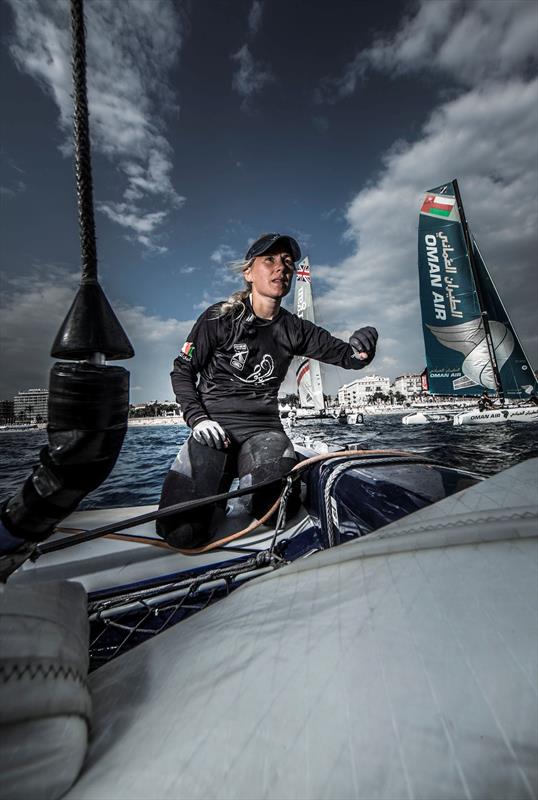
293, 257, 324, 411
296, 261, 311, 282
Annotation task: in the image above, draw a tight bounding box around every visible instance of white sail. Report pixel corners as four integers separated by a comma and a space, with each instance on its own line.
293, 257, 324, 412
427, 318, 515, 390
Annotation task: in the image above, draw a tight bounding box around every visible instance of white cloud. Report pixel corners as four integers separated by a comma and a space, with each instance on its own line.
0, 266, 192, 402
6, 0, 184, 251
192, 290, 224, 312
0, 180, 26, 197
1, 266, 81, 395
210, 244, 238, 264
0, 155, 26, 196
317, 0, 538, 101
248, 1, 264, 36
231, 44, 274, 106
97, 205, 169, 235
96, 203, 170, 253
229, 0, 271, 108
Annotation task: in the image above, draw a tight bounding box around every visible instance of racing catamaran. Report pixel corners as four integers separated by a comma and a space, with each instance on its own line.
1, 5, 537, 799
404, 179, 538, 425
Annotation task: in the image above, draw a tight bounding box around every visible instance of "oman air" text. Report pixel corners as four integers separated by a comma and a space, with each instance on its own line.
424, 234, 446, 320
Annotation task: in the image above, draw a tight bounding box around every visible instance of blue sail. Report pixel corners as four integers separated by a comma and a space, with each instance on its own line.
417, 181, 536, 398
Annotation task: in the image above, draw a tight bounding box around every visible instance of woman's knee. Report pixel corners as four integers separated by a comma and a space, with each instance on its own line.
156, 468, 213, 546
238, 432, 299, 521
238, 431, 297, 478
156, 437, 230, 547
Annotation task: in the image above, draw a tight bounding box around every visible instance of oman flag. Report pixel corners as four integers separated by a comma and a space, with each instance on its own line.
421, 193, 456, 217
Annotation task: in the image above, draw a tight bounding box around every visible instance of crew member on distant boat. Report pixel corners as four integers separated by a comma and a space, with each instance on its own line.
157, 233, 378, 549
478, 390, 494, 412
337, 406, 348, 425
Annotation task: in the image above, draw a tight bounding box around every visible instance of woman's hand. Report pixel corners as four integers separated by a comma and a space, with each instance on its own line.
192, 419, 230, 449
350, 326, 378, 363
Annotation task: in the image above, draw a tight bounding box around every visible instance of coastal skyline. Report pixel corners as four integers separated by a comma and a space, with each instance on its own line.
4, 368, 417, 407
1, 0, 537, 401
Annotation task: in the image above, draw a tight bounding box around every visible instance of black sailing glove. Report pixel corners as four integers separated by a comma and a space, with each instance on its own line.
350, 326, 378, 365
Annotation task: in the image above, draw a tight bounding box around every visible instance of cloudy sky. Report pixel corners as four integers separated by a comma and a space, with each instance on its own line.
1, 0, 537, 402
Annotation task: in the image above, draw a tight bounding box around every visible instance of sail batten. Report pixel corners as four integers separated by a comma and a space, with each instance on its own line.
418, 181, 536, 399
293, 257, 324, 411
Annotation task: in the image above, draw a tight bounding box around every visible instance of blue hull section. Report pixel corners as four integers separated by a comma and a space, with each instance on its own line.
303, 455, 479, 546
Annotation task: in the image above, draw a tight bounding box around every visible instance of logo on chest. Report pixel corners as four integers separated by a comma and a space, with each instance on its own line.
230, 343, 249, 371
238, 354, 276, 385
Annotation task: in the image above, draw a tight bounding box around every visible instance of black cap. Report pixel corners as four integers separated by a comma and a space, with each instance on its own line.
245, 233, 301, 262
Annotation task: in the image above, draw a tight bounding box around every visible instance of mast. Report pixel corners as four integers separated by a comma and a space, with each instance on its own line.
452, 179, 504, 403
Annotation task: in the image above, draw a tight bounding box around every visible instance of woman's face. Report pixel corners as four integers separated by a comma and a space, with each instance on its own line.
244, 248, 295, 300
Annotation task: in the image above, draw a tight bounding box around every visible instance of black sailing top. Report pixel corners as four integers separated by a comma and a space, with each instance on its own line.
171, 298, 367, 438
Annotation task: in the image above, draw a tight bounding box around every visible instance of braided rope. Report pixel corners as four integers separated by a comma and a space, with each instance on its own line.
71, 0, 98, 283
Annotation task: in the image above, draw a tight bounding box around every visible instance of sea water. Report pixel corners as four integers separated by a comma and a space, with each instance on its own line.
1, 416, 537, 510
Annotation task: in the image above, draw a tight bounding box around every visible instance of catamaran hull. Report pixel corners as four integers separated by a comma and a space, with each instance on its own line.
9, 502, 309, 596
402, 411, 455, 424
453, 406, 538, 425
2, 459, 536, 800
293, 409, 330, 419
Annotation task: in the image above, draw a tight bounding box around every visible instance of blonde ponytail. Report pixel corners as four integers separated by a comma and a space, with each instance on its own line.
213, 258, 254, 319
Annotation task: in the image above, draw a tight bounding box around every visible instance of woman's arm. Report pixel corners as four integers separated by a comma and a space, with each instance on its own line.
294, 317, 377, 370
171, 305, 222, 428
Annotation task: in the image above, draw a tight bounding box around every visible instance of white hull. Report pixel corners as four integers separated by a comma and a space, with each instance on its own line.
0, 424, 40, 433
402, 411, 455, 425
294, 407, 329, 419
453, 406, 538, 425
9, 500, 311, 596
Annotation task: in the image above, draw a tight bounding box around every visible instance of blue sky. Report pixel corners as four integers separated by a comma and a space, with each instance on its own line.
1, 0, 537, 402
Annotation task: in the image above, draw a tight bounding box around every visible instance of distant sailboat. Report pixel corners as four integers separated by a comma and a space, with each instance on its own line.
293, 257, 327, 418
405, 179, 538, 425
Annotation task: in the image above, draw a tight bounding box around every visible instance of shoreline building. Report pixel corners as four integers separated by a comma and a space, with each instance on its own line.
13, 388, 49, 423
128, 401, 182, 420
0, 400, 15, 424
337, 375, 391, 406
393, 374, 423, 397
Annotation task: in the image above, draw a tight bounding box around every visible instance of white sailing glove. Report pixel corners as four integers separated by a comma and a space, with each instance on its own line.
192, 419, 229, 450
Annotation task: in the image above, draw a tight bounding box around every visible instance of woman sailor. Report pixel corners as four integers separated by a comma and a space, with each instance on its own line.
157, 233, 378, 549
